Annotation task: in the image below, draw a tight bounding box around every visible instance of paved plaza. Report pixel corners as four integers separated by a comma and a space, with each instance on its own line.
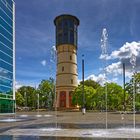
0, 111, 140, 139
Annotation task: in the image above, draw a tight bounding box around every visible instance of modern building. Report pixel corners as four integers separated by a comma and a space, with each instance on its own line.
54, 14, 79, 108
0, 0, 15, 113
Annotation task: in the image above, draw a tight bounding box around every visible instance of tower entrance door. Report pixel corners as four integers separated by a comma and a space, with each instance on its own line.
60, 91, 66, 107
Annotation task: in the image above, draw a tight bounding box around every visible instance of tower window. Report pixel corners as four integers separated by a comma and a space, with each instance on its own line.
63, 32, 68, 43
62, 66, 64, 72
70, 55, 72, 60
58, 21, 62, 29
58, 33, 62, 44
71, 79, 73, 84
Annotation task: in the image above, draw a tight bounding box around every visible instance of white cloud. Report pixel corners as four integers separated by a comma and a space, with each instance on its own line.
105, 62, 122, 76
91, 41, 140, 85
105, 61, 133, 78
86, 74, 107, 85
102, 41, 140, 79
78, 74, 107, 85
107, 41, 140, 60
41, 60, 47, 66
15, 81, 23, 91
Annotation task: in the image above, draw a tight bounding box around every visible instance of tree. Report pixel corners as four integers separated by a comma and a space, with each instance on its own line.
80, 79, 101, 89
17, 86, 37, 108
92, 82, 124, 111
125, 72, 140, 111
16, 78, 55, 110
38, 78, 55, 109
16, 92, 24, 107
105, 83, 124, 111
126, 72, 140, 94
72, 85, 96, 110
72, 80, 125, 111
95, 86, 106, 110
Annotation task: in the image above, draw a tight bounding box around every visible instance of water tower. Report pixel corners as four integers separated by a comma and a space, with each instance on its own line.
54, 14, 79, 108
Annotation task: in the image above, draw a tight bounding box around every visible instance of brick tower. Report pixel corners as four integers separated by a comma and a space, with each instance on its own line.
54, 14, 79, 108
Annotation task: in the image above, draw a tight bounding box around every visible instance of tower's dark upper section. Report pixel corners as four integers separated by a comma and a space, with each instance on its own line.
54, 14, 79, 49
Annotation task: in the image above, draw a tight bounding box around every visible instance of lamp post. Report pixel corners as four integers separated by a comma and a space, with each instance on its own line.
82, 54, 86, 115
123, 63, 126, 112
24, 91, 27, 108
37, 93, 39, 110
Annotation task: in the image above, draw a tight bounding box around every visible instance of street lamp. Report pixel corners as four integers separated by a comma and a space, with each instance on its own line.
123, 63, 126, 112
82, 54, 86, 115
24, 91, 27, 108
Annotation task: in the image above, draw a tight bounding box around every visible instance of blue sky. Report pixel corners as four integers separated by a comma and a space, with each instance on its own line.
14, 0, 140, 87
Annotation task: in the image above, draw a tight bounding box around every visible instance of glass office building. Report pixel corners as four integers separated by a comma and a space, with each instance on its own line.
0, 0, 15, 113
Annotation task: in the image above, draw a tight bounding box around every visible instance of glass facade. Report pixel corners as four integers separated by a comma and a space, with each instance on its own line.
0, 0, 15, 113
54, 15, 79, 48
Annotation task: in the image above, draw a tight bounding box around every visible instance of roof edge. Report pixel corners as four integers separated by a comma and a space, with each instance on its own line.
54, 14, 79, 26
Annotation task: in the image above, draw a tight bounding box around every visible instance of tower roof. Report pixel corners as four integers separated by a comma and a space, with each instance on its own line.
54, 14, 80, 26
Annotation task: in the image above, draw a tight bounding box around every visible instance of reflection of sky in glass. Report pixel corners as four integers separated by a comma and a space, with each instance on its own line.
0, 86, 12, 93
0, 77, 12, 86
0, 0, 13, 94
0, 68, 13, 79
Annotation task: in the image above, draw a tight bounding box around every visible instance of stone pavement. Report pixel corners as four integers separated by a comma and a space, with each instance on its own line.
0, 111, 140, 139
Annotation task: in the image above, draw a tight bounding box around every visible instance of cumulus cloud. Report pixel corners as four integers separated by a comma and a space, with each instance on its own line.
41, 60, 47, 66
107, 41, 140, 60
86, 74, 108, 85
103, 41, 140, 78
78, 74, 108, 85
105, 61, 133, 78
105, 62, 122, 76
88, 41, 140, 84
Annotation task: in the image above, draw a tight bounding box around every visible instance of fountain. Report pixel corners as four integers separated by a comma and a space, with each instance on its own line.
36, 93, 42, 117
0, 118, 24, 123
100, 28, 108, 129
50, 45, 58, 130
130, 53, 137, 130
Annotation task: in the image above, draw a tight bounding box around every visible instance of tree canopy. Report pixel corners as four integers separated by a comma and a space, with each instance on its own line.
16, 78, 55, 110
16, 75, 140, 111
